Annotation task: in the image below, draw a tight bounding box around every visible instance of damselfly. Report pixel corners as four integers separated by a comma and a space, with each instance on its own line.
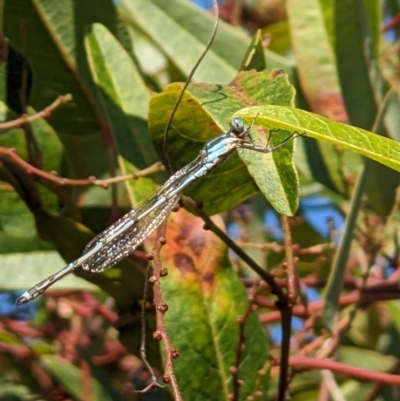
16, 117, 297, 305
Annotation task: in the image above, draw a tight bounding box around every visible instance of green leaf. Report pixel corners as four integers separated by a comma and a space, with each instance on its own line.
236, 105, 400, 173
150, 69, 299, 216
334, 0, 399, 217
4, 0, 133, 183
334, 0, 379, 129
0, 251, 96, 291
287, 0, 357, 195
162, 209, 269, 400
287, 0, 345, 119
4, 0, 130, 136
120, 0, 248, 84
121, 0, 295, 84
364, 159, 400, 217
261, 21, 292, 56
85, 23, 154, 166
84, 23, 160, 205
241, 29, 267, 71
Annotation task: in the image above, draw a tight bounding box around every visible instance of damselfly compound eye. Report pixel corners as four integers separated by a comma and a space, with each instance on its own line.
230, 117, 245, 135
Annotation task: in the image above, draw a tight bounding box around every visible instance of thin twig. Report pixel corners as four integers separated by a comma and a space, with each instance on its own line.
276, 217, 296, 399
277, 305, 292, 401
281, 216, 298, 303
277, 218, 297, 401
0, 147, 164, 188
243, 276, 374, 290
286, 355, 400, 385
230, 283, 263, 401
235, 240, 284, 252
136, 259, 165, 393
162, 0, 219, 175
0, 94, 73, 131
258, 282, 400, 323
151, 220, 183, 401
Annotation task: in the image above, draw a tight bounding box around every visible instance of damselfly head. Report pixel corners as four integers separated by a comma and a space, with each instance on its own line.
229, 117, 247, 136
